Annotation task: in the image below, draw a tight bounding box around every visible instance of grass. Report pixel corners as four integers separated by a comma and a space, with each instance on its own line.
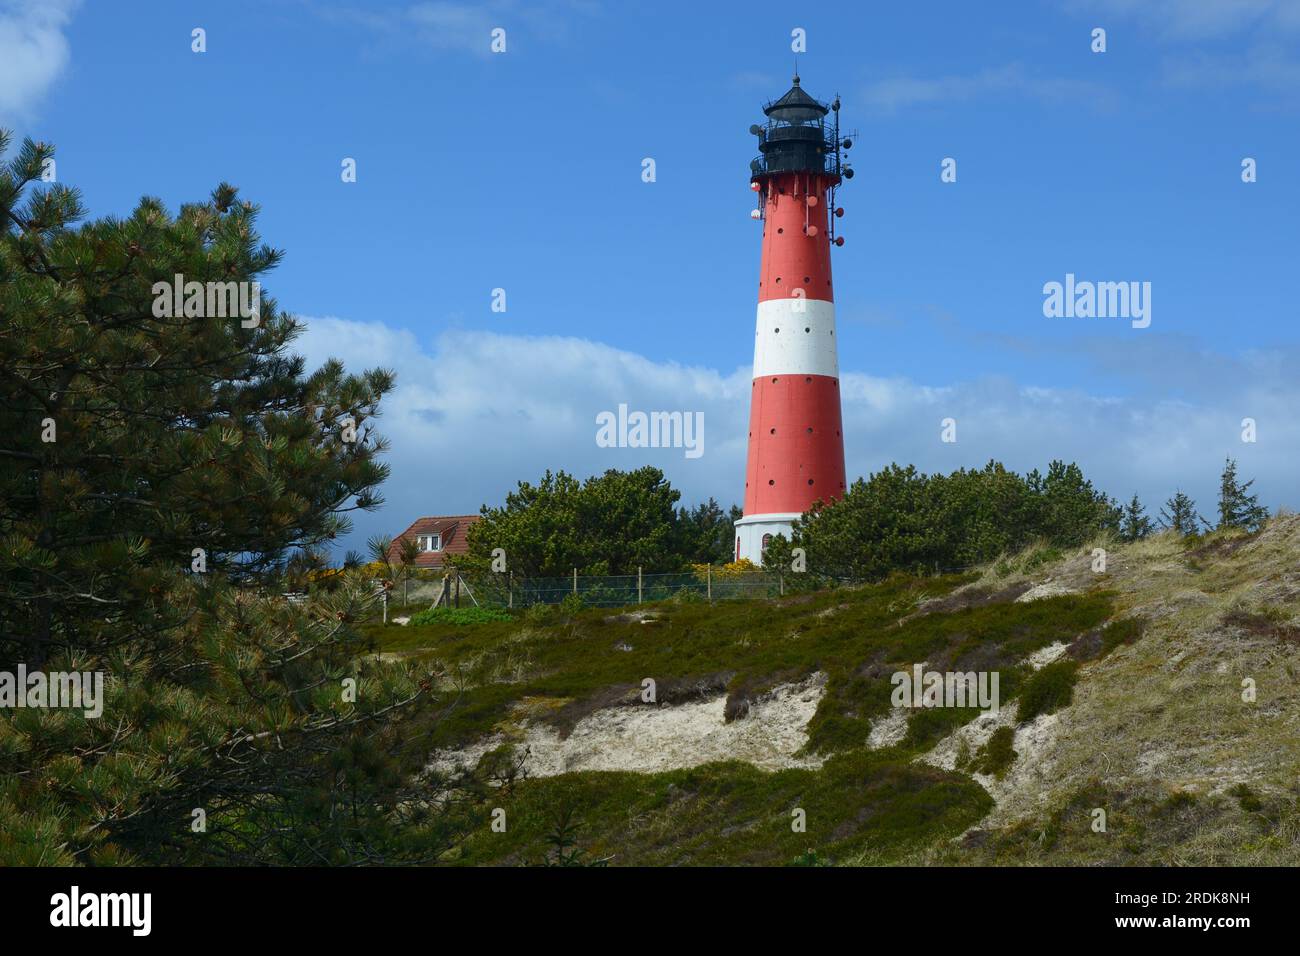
363, 515, 1300, 865
369, 576, 1114, 761
372, 571, 1120, 866
946, 778, 1300, 866
805, 593, 1109, 754
450, 749, 993, 866
408, 606, 514, 626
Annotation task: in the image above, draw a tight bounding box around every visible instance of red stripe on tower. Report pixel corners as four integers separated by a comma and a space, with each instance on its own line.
735, 74, 851, 565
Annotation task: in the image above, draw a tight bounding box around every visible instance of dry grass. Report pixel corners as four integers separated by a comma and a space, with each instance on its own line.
928, 516, 1300, 864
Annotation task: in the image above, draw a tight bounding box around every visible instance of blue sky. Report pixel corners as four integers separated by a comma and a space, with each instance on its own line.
4, 0, 1298, 553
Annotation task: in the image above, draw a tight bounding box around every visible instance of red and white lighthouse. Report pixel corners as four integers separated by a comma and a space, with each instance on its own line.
735, 74, 851, 564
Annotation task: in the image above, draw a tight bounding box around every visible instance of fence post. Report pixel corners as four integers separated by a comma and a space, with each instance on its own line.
779, 571, 784, 597
638, 566, 643, 604
573, 567, 578, 596
508, 570, 513, 610
707, 564, 712, 602
382, 587, 388, 625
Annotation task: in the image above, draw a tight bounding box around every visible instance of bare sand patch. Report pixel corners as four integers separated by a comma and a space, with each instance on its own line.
427, 672, 828, 779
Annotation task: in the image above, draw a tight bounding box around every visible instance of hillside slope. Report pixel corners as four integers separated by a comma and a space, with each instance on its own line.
932, 515, 1300, 865
375, 516, 1300, 866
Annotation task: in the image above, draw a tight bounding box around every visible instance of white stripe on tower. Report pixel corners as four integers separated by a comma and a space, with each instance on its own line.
752, 298, 838, 379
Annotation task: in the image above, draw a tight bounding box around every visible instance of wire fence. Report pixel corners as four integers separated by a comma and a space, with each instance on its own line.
425, 568, 825, 609
378, 555, 996, 613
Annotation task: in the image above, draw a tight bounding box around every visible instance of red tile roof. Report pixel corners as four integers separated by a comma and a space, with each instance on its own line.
387, 514, 481, 568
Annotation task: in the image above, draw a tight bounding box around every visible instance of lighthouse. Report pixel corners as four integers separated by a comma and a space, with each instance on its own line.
735, 74, 851, 565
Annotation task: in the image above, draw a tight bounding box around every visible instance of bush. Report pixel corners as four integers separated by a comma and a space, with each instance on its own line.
1229, 783, 1262, 813
972, 726, 1017, 778
1099, 618, 1145, 656
904, 706, 984, 750
793, 460, 1120, 581
408, 606, 513, 626
1017, 660, 1079, 722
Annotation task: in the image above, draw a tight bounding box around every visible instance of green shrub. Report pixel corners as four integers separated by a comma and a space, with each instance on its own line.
788, 848, 829, 867
408, 606, 513, 626
1158, 790, 1198, 815
1229, 783, 1262, 812
1017, 660, 1079, 722
972, 726, 1017, 778
523, 602, 556, 625
1099, 617, 1145, 656
1022, 546, 1064, 573
904, 706, 984, 751
558, 592, 585, 617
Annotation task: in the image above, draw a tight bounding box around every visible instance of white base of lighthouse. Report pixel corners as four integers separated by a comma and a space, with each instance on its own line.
734, 512, 802, 565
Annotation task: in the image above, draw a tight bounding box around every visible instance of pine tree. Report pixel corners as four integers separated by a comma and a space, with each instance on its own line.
1216, 457, 1269, 532
674, 498, 744, 565
760, 532, 795, 572
463, 467, 685, 576
1158, 491, 1206, 536
1120, 493, 1153, 542
0, 132, 495, 864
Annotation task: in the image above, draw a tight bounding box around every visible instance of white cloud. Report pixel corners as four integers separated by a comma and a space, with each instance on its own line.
294, 318, 1300, 553
859, 63, 1115, 114
0, 0, 79, 120
1065, 0, 1300, 102
1066, 0, 1299, 41
319, 0, 595, 57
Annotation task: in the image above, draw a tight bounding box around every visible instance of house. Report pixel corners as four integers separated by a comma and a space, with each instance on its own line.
386, 514, 481, 570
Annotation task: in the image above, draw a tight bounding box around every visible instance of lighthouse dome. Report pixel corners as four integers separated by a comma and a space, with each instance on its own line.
751, 74, 841, 179
762, 74, 829, 122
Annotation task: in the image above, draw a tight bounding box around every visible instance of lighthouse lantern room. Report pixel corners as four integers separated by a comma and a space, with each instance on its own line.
735, 74, 852, 565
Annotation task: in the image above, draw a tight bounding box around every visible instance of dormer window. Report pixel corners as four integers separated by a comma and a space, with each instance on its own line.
416, 533, 441, 553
